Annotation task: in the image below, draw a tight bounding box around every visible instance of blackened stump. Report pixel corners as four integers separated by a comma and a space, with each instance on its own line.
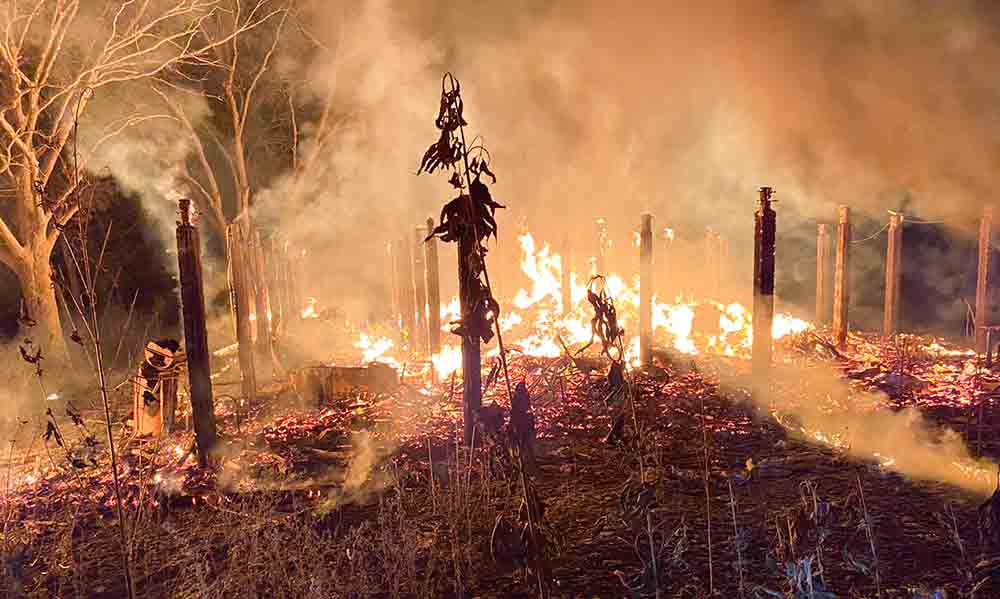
176, 199, 217, 464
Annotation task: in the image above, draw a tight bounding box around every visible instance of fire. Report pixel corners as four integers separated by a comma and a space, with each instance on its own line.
432, 345, 462, 378
663, 227, 675, 241
355, 334, 396, 365
343, 230, 812, 379
302, 297, 319, 319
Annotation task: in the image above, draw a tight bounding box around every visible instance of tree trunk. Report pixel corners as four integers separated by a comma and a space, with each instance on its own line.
17, 244, 69, 367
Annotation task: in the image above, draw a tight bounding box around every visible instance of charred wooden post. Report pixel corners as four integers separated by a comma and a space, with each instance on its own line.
816, 223, 829, 322
458, 230, 482, 446
175, 199, 217, 464
977, 206, 995, 354
425, 218, 442, 356
883, 212, 904, 336
413, 226, 429, 353
752, 188, 776, 387
639, 213, 654, 367
395, 236, 416, 347
833, 206, 852, 350
561, 236, 572, 316
226, 223, 256, 403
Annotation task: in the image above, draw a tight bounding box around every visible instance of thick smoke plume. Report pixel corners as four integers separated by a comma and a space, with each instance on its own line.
260, 0, 1000, 324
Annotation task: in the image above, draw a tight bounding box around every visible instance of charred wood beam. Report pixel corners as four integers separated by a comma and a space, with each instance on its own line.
176, 199, 217, 465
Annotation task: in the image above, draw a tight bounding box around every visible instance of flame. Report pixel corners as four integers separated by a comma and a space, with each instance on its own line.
302, 297, 318, 319
432, 345, 463, 378
342, 230, 812, 380
355, 334, 396, 365
663, 227, 675, 241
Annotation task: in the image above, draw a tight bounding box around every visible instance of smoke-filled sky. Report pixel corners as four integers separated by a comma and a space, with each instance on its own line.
53, 0, 1000, 329
241, 0, 1000, 320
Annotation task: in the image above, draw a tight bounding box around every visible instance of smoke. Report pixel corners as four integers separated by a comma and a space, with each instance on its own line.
250, 0, 1000, 328
749, 358, 997, 496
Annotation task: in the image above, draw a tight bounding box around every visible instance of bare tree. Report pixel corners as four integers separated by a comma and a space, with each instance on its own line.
154, 0, 291, 241
0, 0, 271, 364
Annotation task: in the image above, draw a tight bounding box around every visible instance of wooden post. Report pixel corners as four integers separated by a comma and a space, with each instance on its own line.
717, 233, 727, 299
251, 229, 273, 379
883, 212, 904, 336
266, 235, 285, 340
425, 218, 441, 355
176, 199, 217, 464
640, 214, 654, 367
458, 230, 481, 446
595, 218, 608, 276
660, 227, 674, 302
977, 206, 995, 353
226, 223, 256, 403
833, 206, 852, 350
752, 188, 776, 385
561, 236, 572, 316
705, 229, 718, 298
815, 224, 829, 322
395, 236, 416, 347
412, 226, 428, 354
